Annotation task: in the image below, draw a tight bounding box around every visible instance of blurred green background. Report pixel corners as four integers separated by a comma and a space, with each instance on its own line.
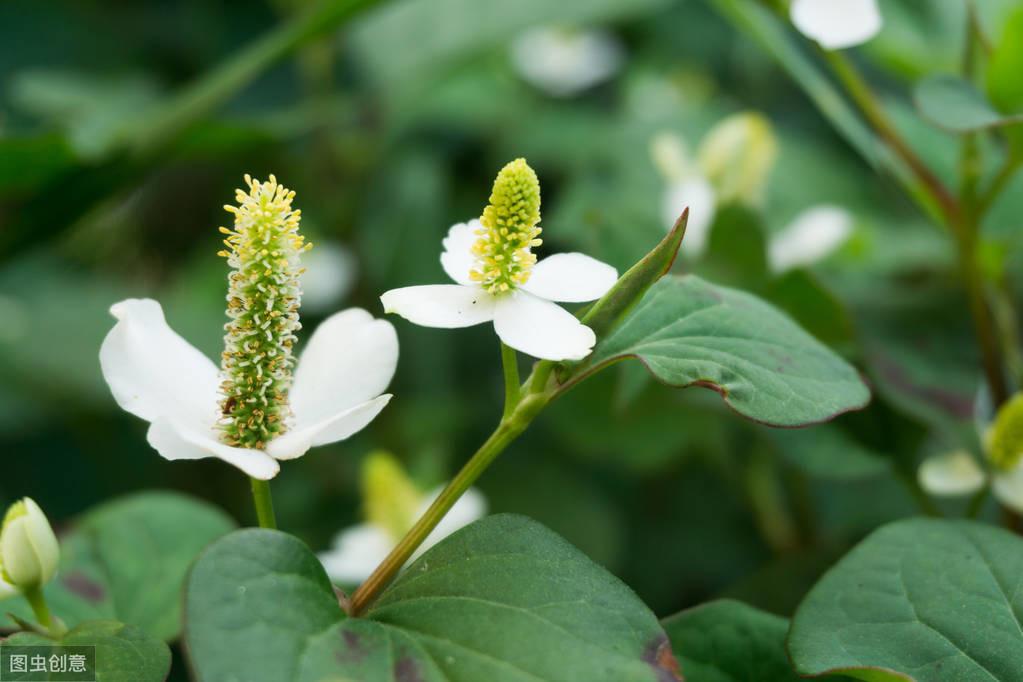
2, 0, 1021, 633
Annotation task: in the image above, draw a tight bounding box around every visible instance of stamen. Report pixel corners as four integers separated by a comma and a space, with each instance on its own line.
218, 175, 311, 450
470, 158, 542, 294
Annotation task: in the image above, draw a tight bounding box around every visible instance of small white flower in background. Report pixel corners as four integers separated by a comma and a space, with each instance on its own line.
918, 393, 1023, 513
652, 113, 776, 257
318, 452, 486, 584
790, 0, 882, 50
510, 26, 624, 98
651, 132, 717, 258
0, 498, 59, 595
768, 205, 854, 273
300, 241, 357, 315
381, 158, 618, 362
100, 176, 398, 480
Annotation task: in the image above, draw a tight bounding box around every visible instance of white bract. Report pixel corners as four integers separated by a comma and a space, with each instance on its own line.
101, 302, 397, 480
510, 26, 623, 98
300, 241, 357, 314
768, 205, 853, 273
381, 159, 617, 362
0, 498, 59, 594
319, 486, 487, 584
790, 0, 882, 50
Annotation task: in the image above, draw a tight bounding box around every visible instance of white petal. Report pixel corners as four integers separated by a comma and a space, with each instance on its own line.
146, 418, 279, 480
381, 285, 496, 328
99, 299, 219, 431
440, 220, 480, 286
266, 395, 392, 461
493, 292, 596, 361
768, 205, 853, 273
790, 0, 882, 50
917, 452, 986, 497
290, 309, 397, 429
993, 466, 1023, 515
522, 253, 618, 303
413, 487, 487, 559
300, 242, 357, 314
663, 177, 716, 258
510, 27, 624, 97
318, 524, 394, 584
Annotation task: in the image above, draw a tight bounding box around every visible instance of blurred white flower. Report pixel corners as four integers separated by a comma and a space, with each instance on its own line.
510, 26, 624, 97
768, 205, 854, 273
381, 159, 617, 361
301, 242, 357, 314
662, 177, 716, 257
917, 451, 986, 496
918, 393, 1023, 513
697, 112, 777, 206
790, 0, 882, 50
318, 453, 487, 584
100, 303, 398, 480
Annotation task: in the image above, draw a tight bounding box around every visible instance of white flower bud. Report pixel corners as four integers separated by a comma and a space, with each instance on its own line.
0, 498, 59, 592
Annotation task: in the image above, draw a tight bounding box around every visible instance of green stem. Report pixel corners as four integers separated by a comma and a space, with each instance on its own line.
823, 51, 960, 225
896, 469, 942, 517
130, 0, 380, 155
500, 343, 521, 420
23, 586, 65, 638
249, 478, 278, 529
349, 388, 551, 616
966, 484, 989, 519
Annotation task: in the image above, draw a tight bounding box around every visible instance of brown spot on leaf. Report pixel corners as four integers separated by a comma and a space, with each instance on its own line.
62, 572, 105, 603
394, 656, 424, 682
336, 629, 368, 664
642, 634, 683, 682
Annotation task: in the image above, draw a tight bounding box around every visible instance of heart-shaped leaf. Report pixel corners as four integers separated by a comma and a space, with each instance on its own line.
2, 491, 235, 641
789, 518, 1023, 681
663, 599, 802, 682
914, 75, 1023, 133
4, 620, 170, 682
185, 514, 681, 681
571, 275, 869, 427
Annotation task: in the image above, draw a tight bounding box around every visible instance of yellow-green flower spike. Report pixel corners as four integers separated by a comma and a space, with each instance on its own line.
470, 158, 542, 294
362, 451, 422, 540
988, 393, 1023, 471
218, 174, 311, 450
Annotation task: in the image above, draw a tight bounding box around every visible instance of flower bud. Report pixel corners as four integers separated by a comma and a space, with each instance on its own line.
0, 498, 59, 592
363, 452, 422, 541
988, 393, 1023, 471
697, 112, 777, 205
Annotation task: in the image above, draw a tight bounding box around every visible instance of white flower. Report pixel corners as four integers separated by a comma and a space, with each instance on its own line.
300, 242, 357, 314
100, 302, 398, 480
662, 176, 717, 258
319, 486, 487, 584
510, 26, 624, 98
381, 159, 618, 362
918, 394, 1023, 513
768, 205, 854, 273
790, 0, 882, 50
382, 222, 616, 361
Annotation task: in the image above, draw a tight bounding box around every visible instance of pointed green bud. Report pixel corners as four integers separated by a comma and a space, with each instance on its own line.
218, 174, 310, 450
362, 452, 422, 541
471, 158, 543, 294
697, 112, 777, 204
0, 498, 59, 592
988, 393, 1023, 471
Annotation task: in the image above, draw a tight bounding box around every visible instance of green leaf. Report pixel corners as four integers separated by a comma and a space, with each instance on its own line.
663, 599, 802, 682
4, 620, 170, 682
914, 75, 1023, 133
789, 518, 1023, 681
185, 515, 681, 681
987, 8, 1023, 116
572, 275, 870, 427
2, 491, 235, 641
581, 208, 687, 339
